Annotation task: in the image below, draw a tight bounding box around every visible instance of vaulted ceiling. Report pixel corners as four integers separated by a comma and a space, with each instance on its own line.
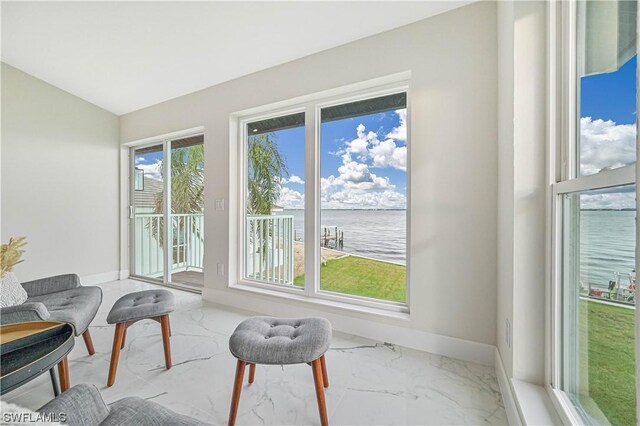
2, 1, 474, 115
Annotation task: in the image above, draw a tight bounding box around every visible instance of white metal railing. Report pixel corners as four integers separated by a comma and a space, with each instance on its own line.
245, 215, 294, 285
171, 214, 205, 272
134, 213, 204, 277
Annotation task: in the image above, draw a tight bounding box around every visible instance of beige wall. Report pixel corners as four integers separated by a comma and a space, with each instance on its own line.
120, 2, 499, 346
1, 63, 120, 282
497, 0, 516, 378
496, 0, 547, 384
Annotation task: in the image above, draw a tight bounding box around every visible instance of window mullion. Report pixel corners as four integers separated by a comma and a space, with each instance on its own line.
304, 103, 318, 297
636, 6, 640, 419
163, 139, 172, 284
566, 0, 578, 181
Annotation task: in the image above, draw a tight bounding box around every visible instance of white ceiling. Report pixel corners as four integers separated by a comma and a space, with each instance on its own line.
2, 1, 474, 115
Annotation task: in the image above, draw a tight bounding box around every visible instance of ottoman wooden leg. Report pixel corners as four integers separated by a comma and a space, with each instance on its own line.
320, 355, 329, 388
312, 358, 328, 426
121, 328, 127, 350
58, 357, 70, 393
160, 315, 172, 369
108, 323, 126, 386
82, 329, 95, 355
228, 360, 246, 426
248, 363, 256, 384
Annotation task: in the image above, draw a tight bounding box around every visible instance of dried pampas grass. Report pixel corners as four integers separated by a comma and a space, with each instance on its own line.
1, 237, 27, 278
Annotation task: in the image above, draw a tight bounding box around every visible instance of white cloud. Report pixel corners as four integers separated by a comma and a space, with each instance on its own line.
137, 160, 162, 181
322, 189, 407, 210
385, 109, 407, 142
580, 191, 635, 210
370, 139, 407, 171
280, 175, 305, 185
135, 157, 146, 165
277, 187, 304, 210
340, 109, 407, 172
344, 175, 393, 192
348, 137, 369, 159
338, 160, 371, 183
314, 111, 409, 209
580, 117, 636, 176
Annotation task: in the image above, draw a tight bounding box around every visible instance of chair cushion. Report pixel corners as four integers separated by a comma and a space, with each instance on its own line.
37, 384, 108, 426
29, 286, 102, 335
107, 290, 175, 324
229, 317, 332, 365
102, 397, 211, 426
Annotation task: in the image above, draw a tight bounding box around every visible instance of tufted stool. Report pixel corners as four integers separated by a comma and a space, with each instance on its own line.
227, 316, 332, 426
105, 289, 175, 386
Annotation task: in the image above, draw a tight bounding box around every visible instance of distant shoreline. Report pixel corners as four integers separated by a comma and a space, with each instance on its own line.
279, 209, 407, 211
581, 209, 636, 211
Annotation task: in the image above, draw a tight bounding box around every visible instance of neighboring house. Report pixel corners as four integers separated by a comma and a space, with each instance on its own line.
134, 176, 163, 214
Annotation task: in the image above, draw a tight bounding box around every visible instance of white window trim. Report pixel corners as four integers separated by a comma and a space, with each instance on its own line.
547, 0, 639, 424
231, 78, 411, 315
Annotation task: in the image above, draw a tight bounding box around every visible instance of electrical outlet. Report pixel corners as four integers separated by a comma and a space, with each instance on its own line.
215, 199, 224, 211
505, 318, 512, 348
217, 263, 225, 276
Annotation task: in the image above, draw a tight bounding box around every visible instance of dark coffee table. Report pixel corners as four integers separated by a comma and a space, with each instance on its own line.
0, 321, 74, 396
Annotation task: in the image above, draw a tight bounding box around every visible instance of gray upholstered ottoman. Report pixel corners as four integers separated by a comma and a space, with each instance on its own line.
227, 316, 332, 426
106, 289, 175, 386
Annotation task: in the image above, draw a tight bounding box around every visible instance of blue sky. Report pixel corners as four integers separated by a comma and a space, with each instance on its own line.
581, 55, 636, 125
580, 54, 637, 208
134, 148, 163, 181
273, 109, 407, 210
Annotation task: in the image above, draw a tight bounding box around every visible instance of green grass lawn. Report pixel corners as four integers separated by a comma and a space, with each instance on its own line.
294, 255, 406, 302
583, 301, 636, 426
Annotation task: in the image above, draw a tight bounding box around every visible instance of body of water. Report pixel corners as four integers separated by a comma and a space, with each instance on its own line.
581, 210, 636, 289
273, 210, 636, 276
275, 210, 407, 264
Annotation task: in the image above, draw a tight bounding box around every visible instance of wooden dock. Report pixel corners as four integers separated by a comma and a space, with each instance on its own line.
321, 226, 343, 250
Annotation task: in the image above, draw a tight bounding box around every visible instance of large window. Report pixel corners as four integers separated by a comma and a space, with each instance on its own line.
240, 88, 409, 310
553, 1, 637, 424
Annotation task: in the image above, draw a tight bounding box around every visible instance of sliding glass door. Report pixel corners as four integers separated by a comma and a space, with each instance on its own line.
131, 135, 204, 288
132, 143, 165, 281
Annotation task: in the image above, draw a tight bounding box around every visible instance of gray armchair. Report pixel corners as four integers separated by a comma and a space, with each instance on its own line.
0, 273, 102, 355
37, 384, 211, 426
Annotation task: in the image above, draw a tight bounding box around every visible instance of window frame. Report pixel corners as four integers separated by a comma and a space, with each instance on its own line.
234, 81, 411, 314
547, 0, 639, 423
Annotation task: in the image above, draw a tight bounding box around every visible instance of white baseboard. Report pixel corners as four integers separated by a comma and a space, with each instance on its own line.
119, 269, 130, 280
203, 287, 495, 366
494, 348, 522, 425
80, 270, 121, 286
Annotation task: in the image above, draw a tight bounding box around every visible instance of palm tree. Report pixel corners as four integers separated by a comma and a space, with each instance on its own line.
154, 145, 204, 215
151, 144, 204, 247
246, 133, 287, 277
150, 134, 286, 243
247, 133, 288, 215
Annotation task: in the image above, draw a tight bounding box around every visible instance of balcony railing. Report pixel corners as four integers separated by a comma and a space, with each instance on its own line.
245, 215, 294, 285
134, 213, 204, 278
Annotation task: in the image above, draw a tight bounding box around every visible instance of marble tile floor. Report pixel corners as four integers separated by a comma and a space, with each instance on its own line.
2, 279, 508, 425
